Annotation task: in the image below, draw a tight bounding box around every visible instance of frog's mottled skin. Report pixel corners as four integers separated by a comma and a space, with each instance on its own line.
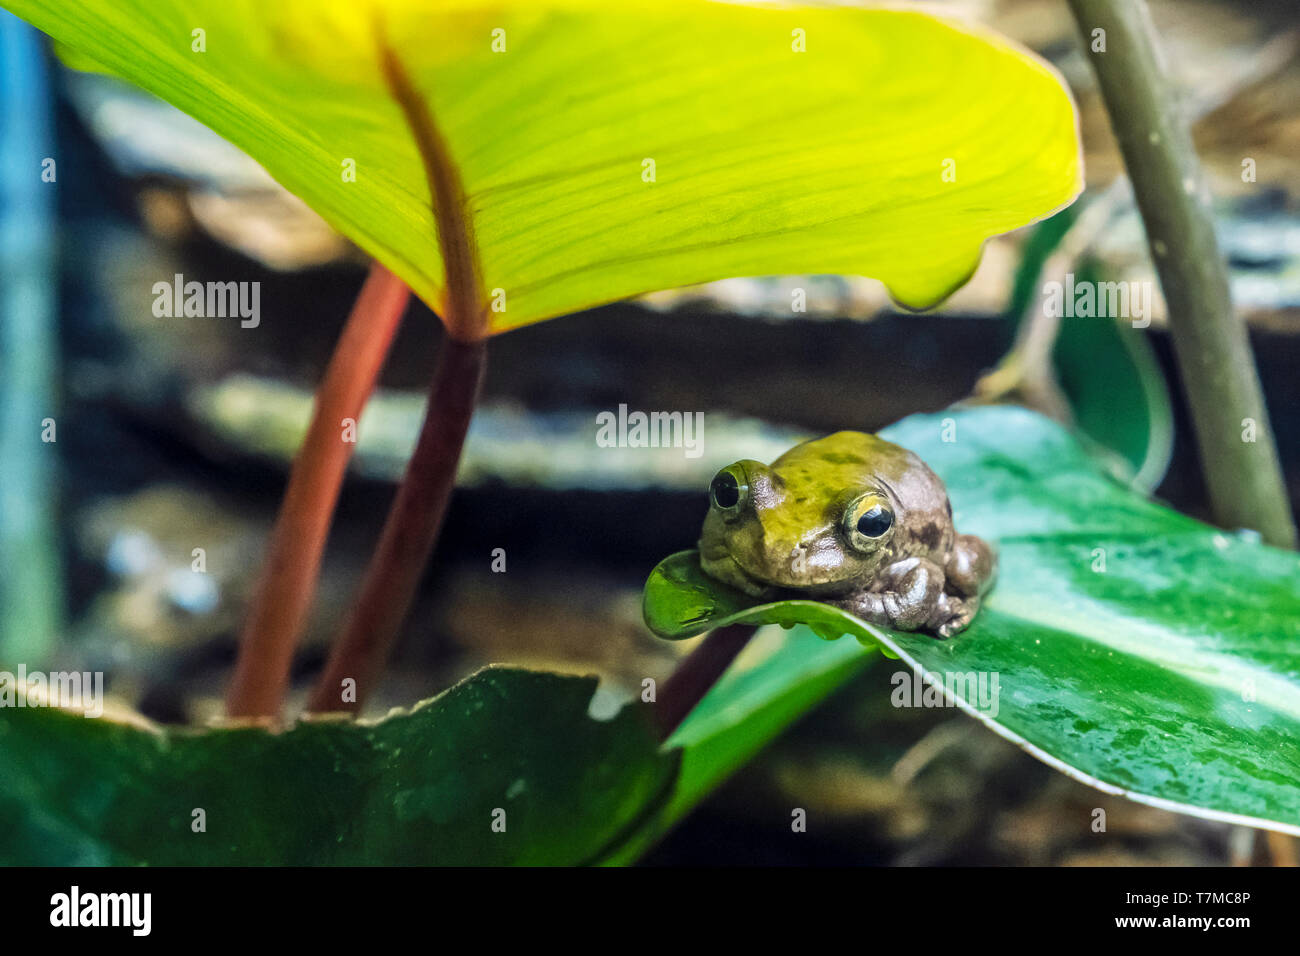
698, 431, 995, 638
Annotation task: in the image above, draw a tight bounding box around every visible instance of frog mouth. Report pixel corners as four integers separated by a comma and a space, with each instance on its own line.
698, 544, 772, 598
700, 542, 861, 599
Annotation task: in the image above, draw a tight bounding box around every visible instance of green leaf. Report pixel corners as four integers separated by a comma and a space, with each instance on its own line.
1005, 207, 1173, 491
601, 622, 875, 864
640, 406, 1300, 838
1052, 263, 1173, 492
0, 667, 677, 865
998, 209, 1175, 494
4, 0, 1081, 332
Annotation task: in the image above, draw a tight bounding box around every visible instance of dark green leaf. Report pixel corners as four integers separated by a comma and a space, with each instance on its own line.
0, 667, 677, 865
1004, 207, 1173, 490
1053, 264, 1173, 491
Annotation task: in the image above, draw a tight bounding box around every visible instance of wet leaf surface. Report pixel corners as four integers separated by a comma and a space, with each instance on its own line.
638, 407, 1300, 840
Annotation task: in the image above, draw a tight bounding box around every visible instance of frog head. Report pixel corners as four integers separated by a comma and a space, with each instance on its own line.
697, 448, 906, 599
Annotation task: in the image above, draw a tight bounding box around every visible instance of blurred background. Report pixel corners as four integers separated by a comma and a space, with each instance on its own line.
2, 0, 1299, 864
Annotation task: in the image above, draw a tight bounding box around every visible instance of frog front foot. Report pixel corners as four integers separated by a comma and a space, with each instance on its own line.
929, 592, 980, 639
835, 556, 946, 636
834, 557, 984, 639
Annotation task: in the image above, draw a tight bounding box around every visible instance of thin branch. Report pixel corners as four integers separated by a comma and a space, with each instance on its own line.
1066, 0, 1296, 548
307, 34, 489, 713
654, 625, 757, 740
376, 32, 485, 342
225, 264, 408, 719
307, 335, 485, 714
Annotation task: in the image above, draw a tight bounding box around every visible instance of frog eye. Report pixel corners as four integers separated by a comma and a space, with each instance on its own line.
843, 493, 894, 550
709, 465, 749, 517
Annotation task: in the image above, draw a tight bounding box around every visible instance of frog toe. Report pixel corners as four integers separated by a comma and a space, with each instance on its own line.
930, 594, 978, 638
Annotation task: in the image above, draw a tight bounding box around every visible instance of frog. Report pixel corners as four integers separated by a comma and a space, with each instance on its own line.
698, 431, 995, 638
